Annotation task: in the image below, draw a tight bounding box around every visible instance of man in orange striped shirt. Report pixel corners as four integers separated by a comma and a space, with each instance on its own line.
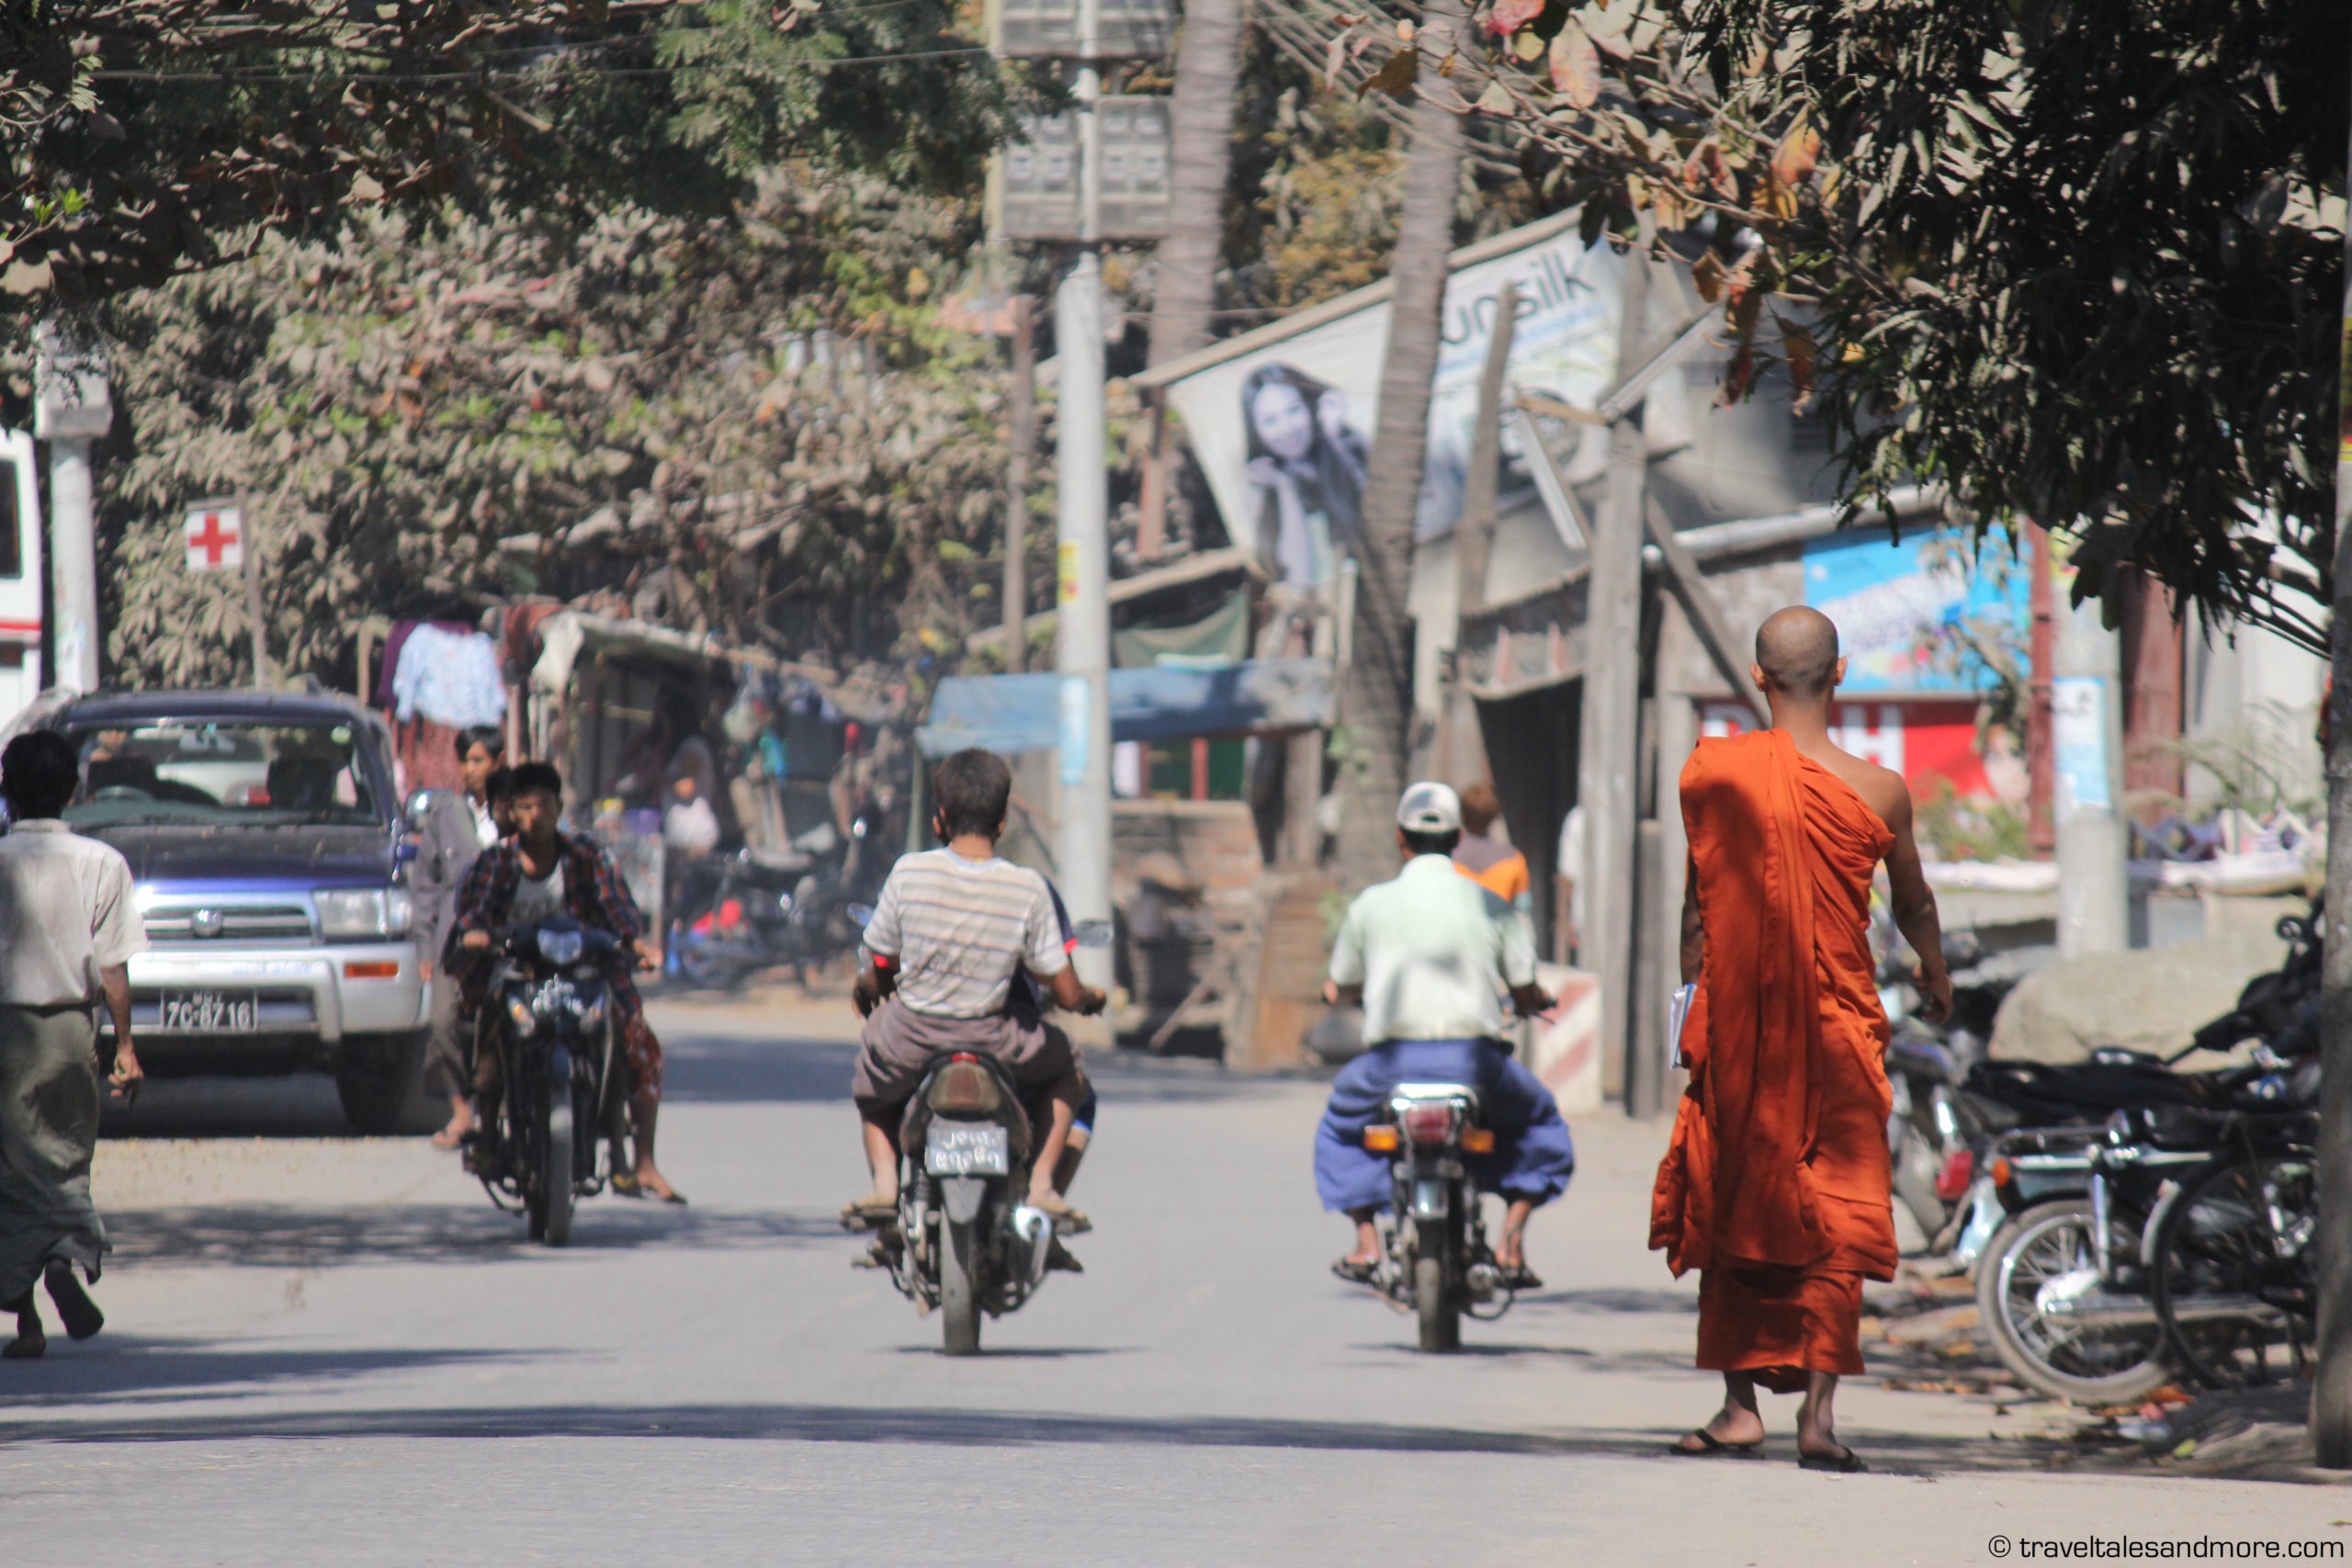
1450, 782, 1532, 917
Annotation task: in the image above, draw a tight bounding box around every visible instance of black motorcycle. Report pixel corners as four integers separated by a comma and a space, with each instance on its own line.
670, 808, 889, 990
1362, 1084, 1513, 1353
473, 919, 628, 1247
866, 1050, 1062, 1356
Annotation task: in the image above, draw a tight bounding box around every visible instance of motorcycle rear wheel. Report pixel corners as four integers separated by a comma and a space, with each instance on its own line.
2150, 1149, 2316, 1390
539, 1048, 576, 1249
942, 1217, 982, 1356
1975, 1200, 2169, 1404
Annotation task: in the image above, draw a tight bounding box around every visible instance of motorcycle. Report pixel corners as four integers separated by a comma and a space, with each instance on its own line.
1965, 910, 2320, 1400
1361, 1083, 1514, 1353
669, 803, 891, 990
865, 1050, 1061, 1356
471, 918, 628, 1247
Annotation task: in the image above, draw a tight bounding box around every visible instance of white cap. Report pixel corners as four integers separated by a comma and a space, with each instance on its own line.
1396, 781, 1462, 835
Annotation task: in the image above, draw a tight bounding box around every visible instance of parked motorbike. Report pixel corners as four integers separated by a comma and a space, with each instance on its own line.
1883, 931, 2020, 1264
472, 918, 628, 1247
1965, 908, 2320, 1400
2148, 1108, 2320, 1390
866, 1050, 1060, 1355
1360, 1084, 1514, 1353
670, 805, 890, 990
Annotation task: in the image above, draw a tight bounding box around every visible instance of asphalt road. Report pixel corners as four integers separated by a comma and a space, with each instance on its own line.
2, 993, 2342, 1566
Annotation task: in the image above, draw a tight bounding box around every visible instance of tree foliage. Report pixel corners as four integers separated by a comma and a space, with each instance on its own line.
4, 0, 1036, 318
97, 172, 1024, 685
1363, 0, 2346, 650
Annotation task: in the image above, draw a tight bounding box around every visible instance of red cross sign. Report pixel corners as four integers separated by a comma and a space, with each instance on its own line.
184, 504, 243, 573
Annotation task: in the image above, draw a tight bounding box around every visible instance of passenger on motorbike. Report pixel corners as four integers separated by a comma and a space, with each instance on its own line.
1317, 783, 1577, 1288
846, 748, 1104, 1231
454, 762, 680, 1202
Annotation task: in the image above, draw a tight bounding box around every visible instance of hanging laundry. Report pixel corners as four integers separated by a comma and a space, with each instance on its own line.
390, 626, 508, 729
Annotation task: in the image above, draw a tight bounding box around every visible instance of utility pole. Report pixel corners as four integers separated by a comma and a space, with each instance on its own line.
32, 323, 109, 694
1003, 294, 1036, 674
2311, 29, 2352, 1471
1055, 0, 1115, 997
1579, 228, 1651, 1106
2052, 589, 2129, 957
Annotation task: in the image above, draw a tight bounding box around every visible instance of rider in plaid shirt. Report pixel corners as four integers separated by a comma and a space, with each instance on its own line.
454, 761, 683, 1202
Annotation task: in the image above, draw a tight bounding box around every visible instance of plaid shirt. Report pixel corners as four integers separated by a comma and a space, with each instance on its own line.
454, 833, 645, 1014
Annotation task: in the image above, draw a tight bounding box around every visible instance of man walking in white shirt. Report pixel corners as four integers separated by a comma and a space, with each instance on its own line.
0, 731, 143, 1358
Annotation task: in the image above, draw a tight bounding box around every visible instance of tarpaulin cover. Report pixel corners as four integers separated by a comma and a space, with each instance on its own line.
917, 658, 1334, 758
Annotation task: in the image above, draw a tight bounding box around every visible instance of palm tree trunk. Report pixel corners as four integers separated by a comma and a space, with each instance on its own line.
1147, 0, 1247, 366
1332, 0, 1469, 894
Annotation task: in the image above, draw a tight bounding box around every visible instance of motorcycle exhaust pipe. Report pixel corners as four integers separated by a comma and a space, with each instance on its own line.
1011, 1203, 1056, 1287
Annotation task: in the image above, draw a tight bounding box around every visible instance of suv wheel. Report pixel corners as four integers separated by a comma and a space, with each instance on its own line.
335, 1030, 427, 1135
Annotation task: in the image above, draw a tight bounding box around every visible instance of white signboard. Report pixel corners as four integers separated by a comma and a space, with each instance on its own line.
184, 501, 245, 574
1161, 219, 1631, 592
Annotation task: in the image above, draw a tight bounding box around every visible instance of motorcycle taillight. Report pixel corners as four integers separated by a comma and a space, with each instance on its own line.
1934, 1147, 1975, 1201
1402, 1103, 1456, 1145
926, 1056, 1003, 1116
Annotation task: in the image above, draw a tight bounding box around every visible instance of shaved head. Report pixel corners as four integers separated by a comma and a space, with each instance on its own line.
1755, 606, 1842, 699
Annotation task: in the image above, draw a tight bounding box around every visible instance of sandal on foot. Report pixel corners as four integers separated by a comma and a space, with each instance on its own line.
1798, 1446, 1867, 1473
1670, 1428, 1762, 1458
1496, 1262, 1544, 1291
3, 1330, 43, 1360
1330, 1257, 1378, 1285
610, 1172, 645, 1199
1046, 1237, 1084, 1275
43, 1261, 102, 1342
841, 1195, 899, 1229
1024, 1193, 1091, 1234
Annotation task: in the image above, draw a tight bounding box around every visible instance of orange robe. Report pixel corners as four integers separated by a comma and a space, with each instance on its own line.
1650, 728, 1897, 1393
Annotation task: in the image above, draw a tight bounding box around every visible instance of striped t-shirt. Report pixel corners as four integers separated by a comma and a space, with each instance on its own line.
861, 847, 1068, 1018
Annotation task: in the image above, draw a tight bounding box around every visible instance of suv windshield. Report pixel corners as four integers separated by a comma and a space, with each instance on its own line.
62, 719, 384, 829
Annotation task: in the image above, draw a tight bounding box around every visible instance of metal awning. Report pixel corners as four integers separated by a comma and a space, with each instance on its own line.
917, 658, 1333, 758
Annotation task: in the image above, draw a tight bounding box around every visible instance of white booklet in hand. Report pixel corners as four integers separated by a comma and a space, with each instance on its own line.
1668, 983, 1698, 1071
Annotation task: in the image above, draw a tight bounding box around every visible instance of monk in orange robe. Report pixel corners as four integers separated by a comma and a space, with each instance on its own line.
1652, 606, 1952, 1472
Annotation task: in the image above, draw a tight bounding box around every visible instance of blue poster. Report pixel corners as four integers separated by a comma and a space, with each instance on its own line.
1057, 676, 1089, 785
1802, 526, 2029, 694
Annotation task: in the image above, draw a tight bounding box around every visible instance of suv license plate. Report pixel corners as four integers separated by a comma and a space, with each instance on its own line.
924, 1124, 1009, 1177
159, 990, 260, 1033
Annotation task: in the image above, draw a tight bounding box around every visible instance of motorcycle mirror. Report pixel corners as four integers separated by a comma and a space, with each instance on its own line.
1072, 919, 1114, 949
404, 790, 435, 829
846, 902, 876, 929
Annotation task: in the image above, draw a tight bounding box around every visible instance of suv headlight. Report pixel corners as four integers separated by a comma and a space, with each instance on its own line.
316, 888, 412, 941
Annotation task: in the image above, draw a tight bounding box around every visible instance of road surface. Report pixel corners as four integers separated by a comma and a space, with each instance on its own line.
0, 993, 2339, 1565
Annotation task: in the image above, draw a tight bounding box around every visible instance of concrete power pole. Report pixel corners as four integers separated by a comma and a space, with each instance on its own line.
32, 323, 109, 694
1003, 294, 1036, 675
1055, 7, 1115, 998
2312, 28, 2352, 1471
2052, 592, 2130, 957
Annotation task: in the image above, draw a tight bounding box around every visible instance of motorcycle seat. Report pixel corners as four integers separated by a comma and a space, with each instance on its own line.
745, 845, 815, 875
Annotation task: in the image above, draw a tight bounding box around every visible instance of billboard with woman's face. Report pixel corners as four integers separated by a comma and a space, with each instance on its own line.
1159, 214, 1623, 595
1239, 365, 1368, 589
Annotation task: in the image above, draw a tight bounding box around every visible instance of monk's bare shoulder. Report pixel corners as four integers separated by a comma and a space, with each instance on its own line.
1811, 744, 1911, 834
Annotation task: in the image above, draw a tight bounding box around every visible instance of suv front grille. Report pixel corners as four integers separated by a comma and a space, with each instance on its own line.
143, 904, 315, 942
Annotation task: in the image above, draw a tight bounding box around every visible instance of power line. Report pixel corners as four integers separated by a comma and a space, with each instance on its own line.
90, 42, 991, 84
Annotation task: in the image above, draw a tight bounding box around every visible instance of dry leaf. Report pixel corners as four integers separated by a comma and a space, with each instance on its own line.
1475, 80, 1515, 115
1512, 28, 1544, 60
1483, 0, 1544, 37
1359, 45, 1419, 101
1324, 32, 1348, 88
1548, 21, 1600, 106
1691, 249, 1724, 304
1772, 114, 1822, 187
1781, 319, 1815, 409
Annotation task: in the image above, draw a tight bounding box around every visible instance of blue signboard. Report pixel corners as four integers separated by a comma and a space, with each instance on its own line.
1801, 525, 2030, 695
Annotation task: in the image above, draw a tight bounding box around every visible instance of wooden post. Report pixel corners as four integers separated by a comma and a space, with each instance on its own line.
1629, 818, 1668, 1119
1578, 229, 1652, 1111
1003, 294, 1036, 674
1137, 406, 1170, 562
1439, 281, 1520, 784
2028, 521, 2056, 852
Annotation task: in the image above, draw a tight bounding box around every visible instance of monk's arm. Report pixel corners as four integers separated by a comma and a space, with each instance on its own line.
1679, 853, 1702, 986
1882, 787, 1955, 1023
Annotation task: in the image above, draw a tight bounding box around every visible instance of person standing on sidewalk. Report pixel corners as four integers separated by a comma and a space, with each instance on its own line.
0, 731, 143, 1358
414, 727, 505, 1150
1653, 607, 1952, 1471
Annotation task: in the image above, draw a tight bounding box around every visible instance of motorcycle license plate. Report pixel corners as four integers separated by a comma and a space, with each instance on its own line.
159, 990, 260, 1032
924, 1124, 1009, 1177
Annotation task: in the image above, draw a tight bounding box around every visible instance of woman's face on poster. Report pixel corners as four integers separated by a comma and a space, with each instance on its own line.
1250, 380, 1317, 464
